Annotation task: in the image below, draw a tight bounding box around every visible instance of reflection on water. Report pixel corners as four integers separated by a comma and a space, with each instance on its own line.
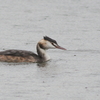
37, 61, 51, 67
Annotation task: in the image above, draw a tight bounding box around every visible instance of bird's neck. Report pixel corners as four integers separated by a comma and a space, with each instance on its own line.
36, 44, 50, 61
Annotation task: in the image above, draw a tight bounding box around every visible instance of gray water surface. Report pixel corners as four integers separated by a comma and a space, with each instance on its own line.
0, 0, 100, 100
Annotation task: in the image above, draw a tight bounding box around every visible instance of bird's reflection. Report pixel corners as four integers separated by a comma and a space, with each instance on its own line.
37, 61, 50, 67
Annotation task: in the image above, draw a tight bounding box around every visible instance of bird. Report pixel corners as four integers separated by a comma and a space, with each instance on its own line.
0, 36, 66, 63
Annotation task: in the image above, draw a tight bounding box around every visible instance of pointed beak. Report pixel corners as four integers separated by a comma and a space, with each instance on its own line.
55, 45, 66, 50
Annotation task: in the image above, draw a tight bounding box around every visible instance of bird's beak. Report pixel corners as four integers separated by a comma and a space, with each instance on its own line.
55, 45, 66, 50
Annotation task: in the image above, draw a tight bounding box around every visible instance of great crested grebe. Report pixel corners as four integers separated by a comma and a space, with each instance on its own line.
0, 36, 66, 63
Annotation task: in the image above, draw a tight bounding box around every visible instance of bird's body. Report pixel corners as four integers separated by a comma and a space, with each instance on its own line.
0, 36, 66, 63
0, 50, 39, 62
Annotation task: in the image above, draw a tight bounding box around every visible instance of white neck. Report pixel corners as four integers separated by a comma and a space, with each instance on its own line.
37, 44, 50, 61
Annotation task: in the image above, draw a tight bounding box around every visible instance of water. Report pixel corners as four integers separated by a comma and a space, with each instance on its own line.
0, 0, 100, 100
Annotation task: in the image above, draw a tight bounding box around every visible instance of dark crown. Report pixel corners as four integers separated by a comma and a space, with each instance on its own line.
44, 36, 58, 44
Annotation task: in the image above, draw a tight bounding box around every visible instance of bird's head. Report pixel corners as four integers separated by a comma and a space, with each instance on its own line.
38, 36, 66, 50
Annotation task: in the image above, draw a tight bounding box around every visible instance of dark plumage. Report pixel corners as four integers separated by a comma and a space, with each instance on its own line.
0, 50, 37, 57
44, 36, 58, 44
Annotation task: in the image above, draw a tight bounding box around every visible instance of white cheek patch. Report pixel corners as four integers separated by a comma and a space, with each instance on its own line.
45, 41, 55, 49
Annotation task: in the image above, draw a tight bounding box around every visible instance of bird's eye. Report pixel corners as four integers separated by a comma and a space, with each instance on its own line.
51, 43, 54, 45
52, 43, 56, 46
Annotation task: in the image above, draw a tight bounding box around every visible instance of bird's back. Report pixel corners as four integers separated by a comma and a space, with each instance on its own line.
0, 49, 39, 62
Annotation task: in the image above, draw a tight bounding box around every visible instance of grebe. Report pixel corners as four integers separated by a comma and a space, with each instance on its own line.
0, 36, 66, 63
